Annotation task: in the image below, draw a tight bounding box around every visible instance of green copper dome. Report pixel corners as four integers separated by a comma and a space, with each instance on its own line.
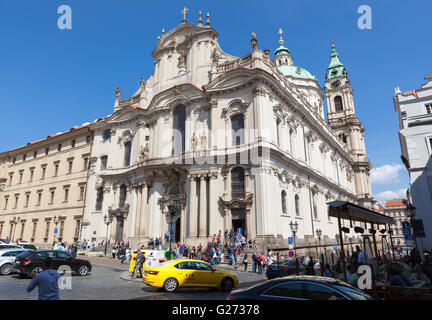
326, 43, 347, 80
274, 35, 317, 81
277, 65, 317, 80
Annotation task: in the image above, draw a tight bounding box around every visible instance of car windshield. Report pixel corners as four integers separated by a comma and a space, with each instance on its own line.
334, 285, 374, 300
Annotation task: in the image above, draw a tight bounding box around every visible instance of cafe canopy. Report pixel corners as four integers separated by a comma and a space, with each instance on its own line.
327, 200, 395, 225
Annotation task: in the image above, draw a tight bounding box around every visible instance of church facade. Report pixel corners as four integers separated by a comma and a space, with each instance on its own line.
0, 13, 374, 249
79, 15, 374, 248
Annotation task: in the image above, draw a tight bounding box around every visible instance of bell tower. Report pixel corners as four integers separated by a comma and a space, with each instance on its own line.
324, 41, 374, 209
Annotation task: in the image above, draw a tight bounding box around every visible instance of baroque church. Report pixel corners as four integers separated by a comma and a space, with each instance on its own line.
78, 11, 374, 248
0, 11, 374, 248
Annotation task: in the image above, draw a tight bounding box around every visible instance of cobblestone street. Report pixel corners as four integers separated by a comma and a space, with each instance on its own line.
0, 256, 266, 300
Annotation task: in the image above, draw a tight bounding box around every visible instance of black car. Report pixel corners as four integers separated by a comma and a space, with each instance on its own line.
266, 260, 306, 279
11, 250, 92, 278
228, 275, 375, 300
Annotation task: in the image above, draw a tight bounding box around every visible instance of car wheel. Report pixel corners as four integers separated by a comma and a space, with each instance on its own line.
220, 278, 234, 292
78, 264, 89, 276
163, 278, 178, 292
30, 266, 43, 278
0, 263, 12, 276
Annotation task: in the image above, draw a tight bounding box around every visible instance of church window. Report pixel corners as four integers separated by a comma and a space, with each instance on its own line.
281, 190, 287, 214
173, 105, 186, 155
95, 187, 104, 211
334, 96, 343, 112
426, 104, 432, 114
124, 141, 131, 166
231, 167, 245, 199
312, 191, 318, 219
103, 129, 111, 140
119, 184, 127, 208
295, 194, 300, 216
276, 119, 281, 146
100, 156, 108, 170
339, 133, 347, 144
232, 114, 245, 146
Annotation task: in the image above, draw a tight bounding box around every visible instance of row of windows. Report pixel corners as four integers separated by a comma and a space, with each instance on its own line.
9, 136, 92, 165
3, 185, 86, 210
0, 219, 81, 242
281, 191, 323, 220
7, 157, 89, 186
95, 184, 127, 211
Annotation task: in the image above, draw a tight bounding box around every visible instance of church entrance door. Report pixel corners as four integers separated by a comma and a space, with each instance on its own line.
231, 208, 246, 237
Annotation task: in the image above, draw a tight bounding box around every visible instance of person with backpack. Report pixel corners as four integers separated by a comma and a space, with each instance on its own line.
131, 250, 145, 279
257, 253, 262, 274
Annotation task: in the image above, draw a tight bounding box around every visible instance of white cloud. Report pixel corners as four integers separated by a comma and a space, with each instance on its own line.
374, 188, 407, 204
370, 163, 404, 185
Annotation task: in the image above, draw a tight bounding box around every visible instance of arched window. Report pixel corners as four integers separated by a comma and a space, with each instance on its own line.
124, 141, 131, 166
100, 155, 108, 170
289, 128, 295, 154
338, 133, 347, 144
119, 184, 127, 208
173, 105, 186, 154
95, 186, 104, 211
231, 114, 245, 146
231, 167, 245, 199
295, 194, 300, 216
276, 119, 281, 146
312, 191, 318, 219
281, 190, 287, 214
334, 96, 343, 112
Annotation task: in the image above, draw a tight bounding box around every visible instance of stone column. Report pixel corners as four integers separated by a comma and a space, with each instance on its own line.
246, 208, 253, 239
188, 175, 197, 237
208, 172, 218, 236
199, 174, 208, 237
141, 183, 149, 237
134, 185, 142, 237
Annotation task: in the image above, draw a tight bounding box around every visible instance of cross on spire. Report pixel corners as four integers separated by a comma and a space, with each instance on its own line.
181, 7, 189, 22
330, 39, 335, 48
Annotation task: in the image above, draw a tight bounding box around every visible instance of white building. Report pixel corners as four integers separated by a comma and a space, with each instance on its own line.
74, 14, 375, 249
394, 72, 432, 251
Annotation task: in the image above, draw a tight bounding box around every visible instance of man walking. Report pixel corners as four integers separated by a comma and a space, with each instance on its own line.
252, 252, 257, 273
131, 250, 145, 279
27, 257, 63, 300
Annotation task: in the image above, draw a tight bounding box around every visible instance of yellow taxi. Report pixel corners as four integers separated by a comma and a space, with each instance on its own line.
143, 259, 239, 292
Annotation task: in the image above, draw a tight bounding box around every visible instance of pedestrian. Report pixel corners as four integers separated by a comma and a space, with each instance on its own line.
243, 253, 248, 272
252, 252, 257, 273
257, 253, 262, 274
131, 250, 145, 279
27, 257, 63, 300
126, 248, 131, 263
261, 254, 267, 275
165, 231, 170, 244
111, 247, 116, 259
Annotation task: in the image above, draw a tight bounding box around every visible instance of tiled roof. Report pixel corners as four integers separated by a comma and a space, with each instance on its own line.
384, 200, 405, 208
376, 204, 385, 213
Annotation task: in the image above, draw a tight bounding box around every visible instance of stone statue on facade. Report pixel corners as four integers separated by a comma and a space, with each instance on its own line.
138, 143, 150, 161
192, 133, 198, 151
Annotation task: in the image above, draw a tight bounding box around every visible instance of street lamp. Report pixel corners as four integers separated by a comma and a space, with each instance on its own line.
103, 214, 113, 256
52, 215, 61, 249
12, 216, 21, 243
289, 221, 299, 257
158, 195, 183, 258
316, 228, 322, 261
404, 202, 417, 249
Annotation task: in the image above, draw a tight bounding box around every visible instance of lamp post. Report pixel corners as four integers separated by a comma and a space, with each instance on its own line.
405, 202, 417, 249
158, 195, 182, 258
52, 215, 60, 249
316, 228, 322, 261
103, 214, 113, 256
12, 216, 21, 243
289, 221, 299, 257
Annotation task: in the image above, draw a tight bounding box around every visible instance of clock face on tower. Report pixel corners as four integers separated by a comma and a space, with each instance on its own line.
331, 80, 341, 88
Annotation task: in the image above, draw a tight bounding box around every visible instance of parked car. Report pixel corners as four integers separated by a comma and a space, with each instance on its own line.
0, 249, 30, 275
11, 250, 92, 278
266, 260, 306, 279
0, 244, 22, 251
228, 275, 375, 300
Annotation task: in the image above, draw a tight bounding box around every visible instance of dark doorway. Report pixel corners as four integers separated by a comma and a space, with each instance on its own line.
174, 217, 181, 243
231, 208, 246, 236
115, 216, 124, 242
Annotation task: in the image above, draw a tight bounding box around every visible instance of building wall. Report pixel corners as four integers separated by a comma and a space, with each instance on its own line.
394, 75, 432, 250
0, 128, 92, 247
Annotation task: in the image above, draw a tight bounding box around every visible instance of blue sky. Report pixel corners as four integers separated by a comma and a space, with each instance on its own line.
1, 0, 431, 203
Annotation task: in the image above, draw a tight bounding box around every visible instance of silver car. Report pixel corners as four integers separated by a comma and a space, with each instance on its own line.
0, 244, 22, 251
0, 249, 29, 275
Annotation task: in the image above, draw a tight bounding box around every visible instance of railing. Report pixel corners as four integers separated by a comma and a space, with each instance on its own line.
216, 54, 253, 72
